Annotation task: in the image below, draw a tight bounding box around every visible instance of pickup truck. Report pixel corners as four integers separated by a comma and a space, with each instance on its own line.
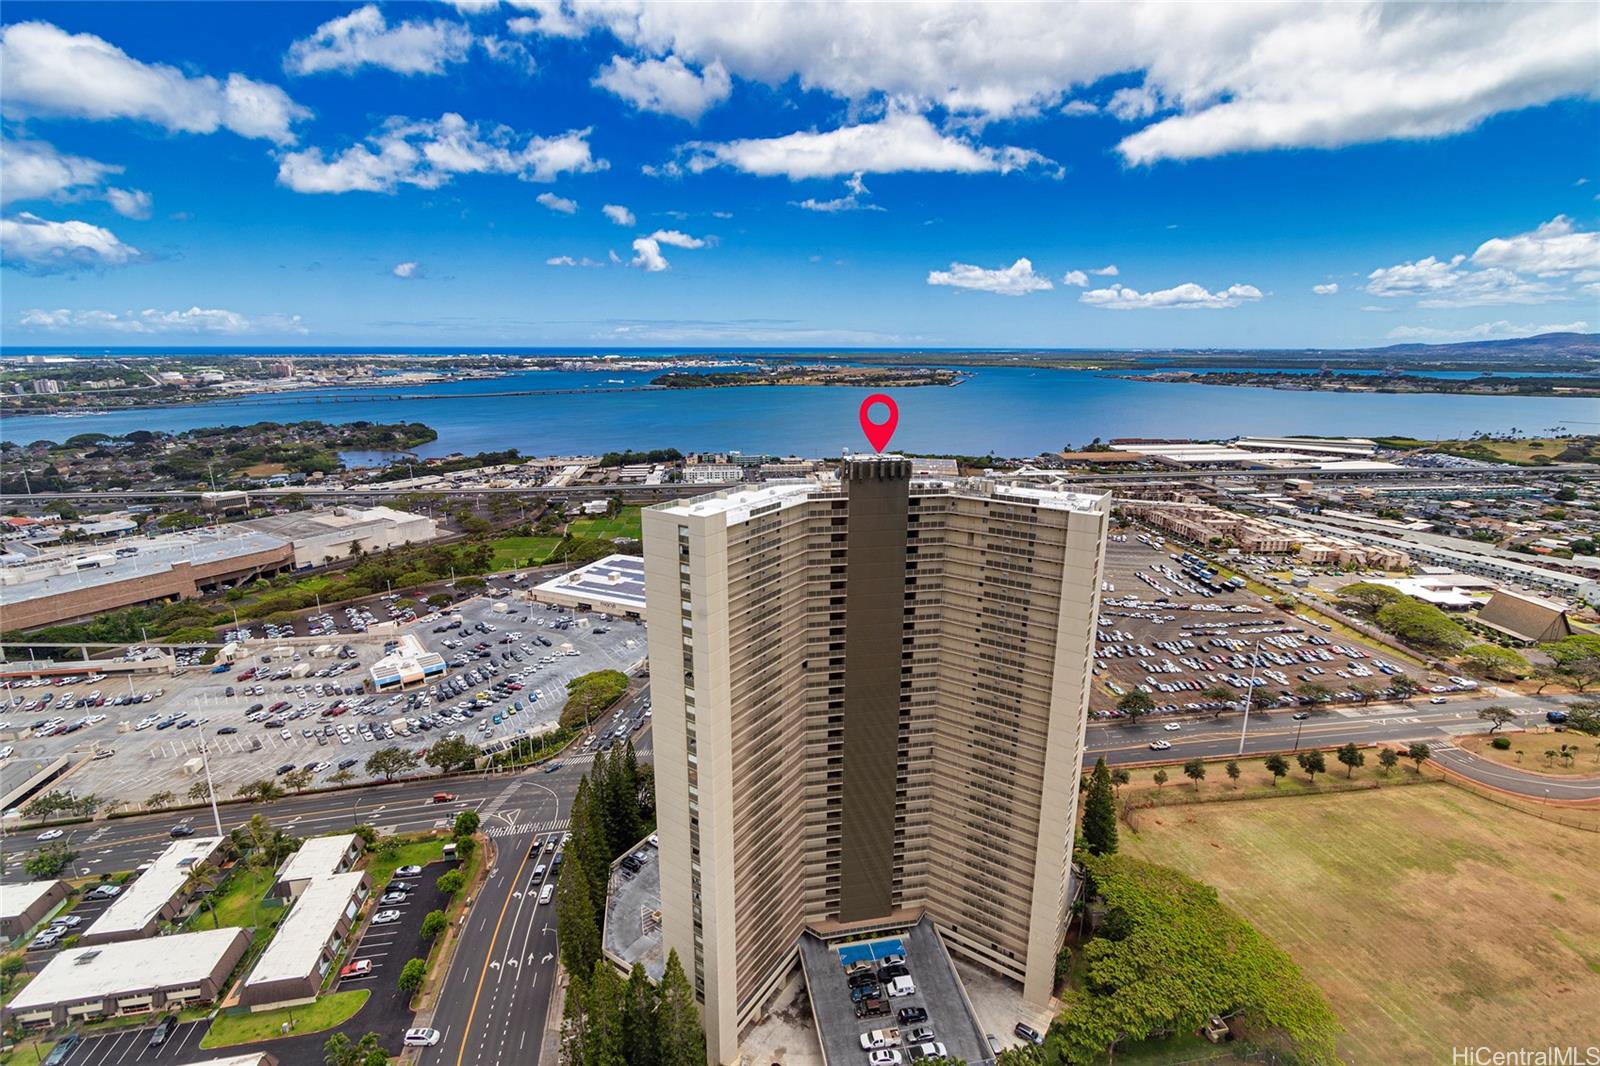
859, 1027, 901, 1050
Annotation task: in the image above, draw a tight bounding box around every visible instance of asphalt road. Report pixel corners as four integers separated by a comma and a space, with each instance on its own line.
1087, 691, 1600, 798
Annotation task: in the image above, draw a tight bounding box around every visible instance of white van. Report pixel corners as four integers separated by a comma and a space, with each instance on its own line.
403, 1028, 441, 1047
538, 883, 555, 905
886, 975, 916, 998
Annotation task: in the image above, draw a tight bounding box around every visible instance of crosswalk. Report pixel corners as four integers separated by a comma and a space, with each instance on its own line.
486, 817, 570, 839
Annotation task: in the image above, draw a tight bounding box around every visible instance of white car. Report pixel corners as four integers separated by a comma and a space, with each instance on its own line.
868, 1052, 902, 1066
1162, 722, 1182, 731
403, 1028, 442, 1047
1148, 739, 1172, 751
37, 829, 64, 841
371, 910, 402, 925
1429, 696, 1447, 704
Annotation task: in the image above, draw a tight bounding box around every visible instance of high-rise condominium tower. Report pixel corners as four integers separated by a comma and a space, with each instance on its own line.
642, 458, 1108, 1063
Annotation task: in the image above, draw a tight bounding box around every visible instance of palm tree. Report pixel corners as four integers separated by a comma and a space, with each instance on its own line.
183, 865, 219, 928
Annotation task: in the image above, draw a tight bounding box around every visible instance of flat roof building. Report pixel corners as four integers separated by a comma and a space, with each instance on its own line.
81, 836, 225, 945
239, 506, 438, 568
368, 634, 447, 690
644, 459, 1108, 1063
0, 880, 68, 942
241, 870, 370, 1010
3, 927, 250, 1028
273, 833, 364, 900
0, 530, 293, 630
533, 554, 647, 616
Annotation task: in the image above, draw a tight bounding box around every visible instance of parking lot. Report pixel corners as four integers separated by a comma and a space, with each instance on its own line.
47, 1014, 212, 1066
799, 918, 991, 1066
1, 587, 645, 811
1090, 533, 1425, 721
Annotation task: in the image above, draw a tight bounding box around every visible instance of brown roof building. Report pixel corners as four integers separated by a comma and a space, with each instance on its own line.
1475, 589, 1574, 643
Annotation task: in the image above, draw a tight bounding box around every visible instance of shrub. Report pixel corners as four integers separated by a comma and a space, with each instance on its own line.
1491, 736, 1512, 750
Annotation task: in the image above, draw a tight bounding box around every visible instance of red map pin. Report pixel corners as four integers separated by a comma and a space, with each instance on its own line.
859, 393, 899, 452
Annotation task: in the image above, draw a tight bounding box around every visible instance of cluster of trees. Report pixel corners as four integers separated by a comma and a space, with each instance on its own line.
597, 448, 683, 467
562, 670, 631, 730
323, 1031, 392, 1066
1543, 634, 1600, 692
554, 741, 675, 1062
369, 447, 521, 482
1336, 582, 1467, 652
561, 952, 704, 1066
21, 790, 99, 822
1055, 853, 1339, 1066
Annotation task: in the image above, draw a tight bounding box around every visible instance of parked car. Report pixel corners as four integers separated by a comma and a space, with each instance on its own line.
898, 1007, 929, 1026
340, 958, 373, 978
395, 865, 424, 876
867, 1052, 902, 1066
1015, 1022, 1044, 1046
372, 910, 402, 924
148, 1014, 177, 1047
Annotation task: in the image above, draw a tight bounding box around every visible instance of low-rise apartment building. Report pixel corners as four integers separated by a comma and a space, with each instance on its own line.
3, 928, 250, 1028
80, 837, 226, 945
0, 880, 68, 942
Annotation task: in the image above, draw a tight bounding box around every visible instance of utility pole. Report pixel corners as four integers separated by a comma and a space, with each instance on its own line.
199, 740, 224, 838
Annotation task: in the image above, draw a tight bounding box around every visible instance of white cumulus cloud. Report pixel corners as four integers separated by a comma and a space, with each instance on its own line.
1079, 281, 1263, 310
927, 257, 1053, 296
1313, 283, 1339, 295
0, 20, 307, 144
0, 136, 151, 218
392, 261, 422, 278
0, 212, 140, 272
1062, 270, 1089, 287
277, 113, 605, 194
629, 228, 708, 272
508, 3, 1597, 164
678, 110, 1054, 180
791, 172, 885, 213
537, 192, 579, 214
18, 306, 305, 334
286, 5, 476, 76
594, 55, 731, 120
602, 203, 635, 227
1470, 216, 1600, 275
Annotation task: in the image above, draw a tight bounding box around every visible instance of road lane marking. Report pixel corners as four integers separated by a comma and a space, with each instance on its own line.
455, 837, 538, 1066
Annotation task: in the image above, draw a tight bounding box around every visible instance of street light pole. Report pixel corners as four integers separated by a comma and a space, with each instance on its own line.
199, 740, 224, 838
1236, 638, 1263, 757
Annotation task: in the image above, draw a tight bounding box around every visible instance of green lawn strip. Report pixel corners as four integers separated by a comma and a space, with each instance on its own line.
365, 836, 446, 891
199, 989, 369, 1049
0, 1039, 54, 1065
488, 536, 562, 570
1103, 1032, 1247, 1065
569, 506, 641, 540
409, 839, 486, 1011
191, 865, 277, 931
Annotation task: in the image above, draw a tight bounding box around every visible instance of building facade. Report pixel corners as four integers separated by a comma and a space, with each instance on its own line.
643, 459, 1108, 1063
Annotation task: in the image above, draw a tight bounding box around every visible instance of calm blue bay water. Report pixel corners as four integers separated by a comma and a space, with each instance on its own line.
2, 366, 1593, 457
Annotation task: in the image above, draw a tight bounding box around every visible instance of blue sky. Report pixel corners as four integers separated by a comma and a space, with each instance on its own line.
1, 1, 1597, 349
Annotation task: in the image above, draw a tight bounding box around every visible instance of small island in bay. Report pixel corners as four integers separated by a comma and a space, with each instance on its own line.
650, 365, 967, 388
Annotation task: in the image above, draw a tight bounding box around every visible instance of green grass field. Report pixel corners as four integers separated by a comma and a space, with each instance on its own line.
199, 989, 369, 1048
488, 535, 563, 571
569, 505, 642, 541
1122, 786, 1600, 1064
196, 865, 277, 930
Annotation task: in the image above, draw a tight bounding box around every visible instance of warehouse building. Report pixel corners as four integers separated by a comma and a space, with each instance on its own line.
239, 505, 438, 568
273, 833, 365, 900
80, 836, 225, 945
0, 530, 294, 630
3, 927, 250, 1028
0, 880, 68, 943
240, 870, 370, 1010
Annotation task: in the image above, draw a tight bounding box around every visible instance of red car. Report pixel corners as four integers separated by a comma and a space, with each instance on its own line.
340, 959, 373, 978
